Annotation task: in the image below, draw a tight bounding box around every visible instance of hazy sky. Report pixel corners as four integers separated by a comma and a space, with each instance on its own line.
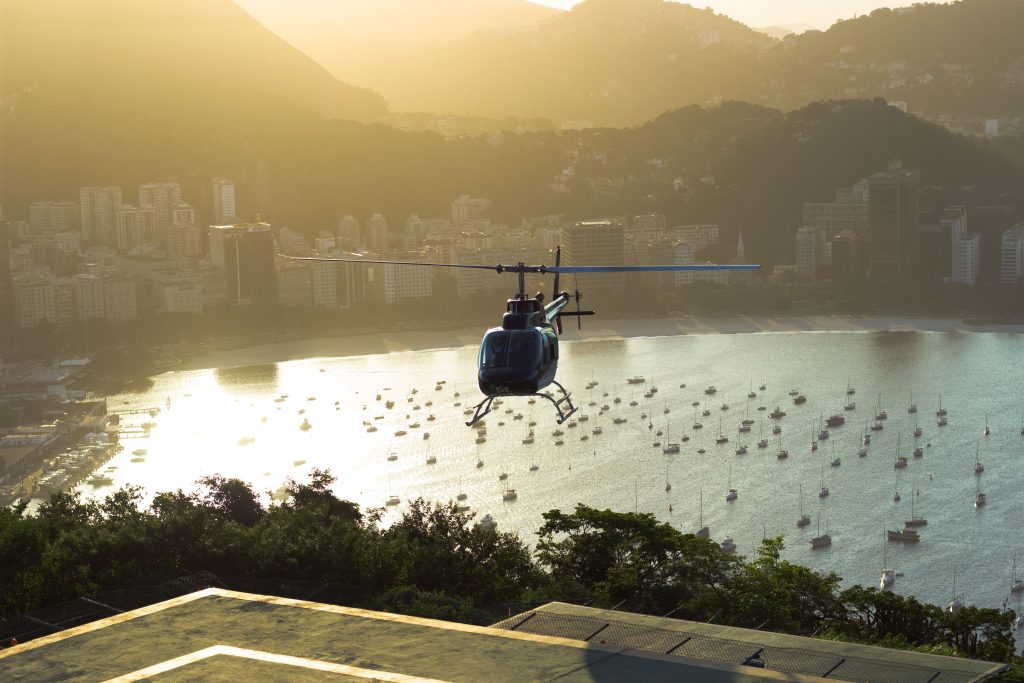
533, 0, 955, 30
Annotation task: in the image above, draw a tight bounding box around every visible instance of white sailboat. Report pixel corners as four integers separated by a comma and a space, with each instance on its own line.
880, 528, 895, 589
974, 441, 984, 475
725, 465, 738, 501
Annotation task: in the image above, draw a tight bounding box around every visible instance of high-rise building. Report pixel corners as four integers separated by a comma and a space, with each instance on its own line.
29, 201, 79, 234
944, 207, 979, 286
337, 215, 361, 247
115, 205, 159, 252
171, 202, 196, 226
138, 181, 182, 230
163, 223, 203, 258
451, 195, 490, 225
795, 226, 827, 281
277, 261, 313, 307
365, 214, 389, 252
212, 178, 237, 224
669, 224, 719, 254
868, 165, 919, 280
80, 186, 123, 244
1000, 224, 1024, 285
802, 202, 869, 236
11, 274, 76, 329
563, 220, 626, 293
365, 255, 433, 305
209, 223, 275, 304
830, 230, 862, 281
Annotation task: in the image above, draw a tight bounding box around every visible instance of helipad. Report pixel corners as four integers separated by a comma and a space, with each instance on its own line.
0, 589, 1003, 682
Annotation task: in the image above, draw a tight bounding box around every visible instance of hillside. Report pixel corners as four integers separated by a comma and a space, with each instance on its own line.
0, 0, 387, 121
311, 0, 775, 126
237, 0, 557, 45
267, 0, 1024, 127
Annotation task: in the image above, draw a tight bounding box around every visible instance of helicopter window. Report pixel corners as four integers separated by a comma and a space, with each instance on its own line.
507, 331, 541, 367
481, 330, 541, 368
481, 331, 509, 368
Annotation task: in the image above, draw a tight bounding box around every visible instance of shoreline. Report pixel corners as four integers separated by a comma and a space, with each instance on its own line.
167, 314, 1024, 374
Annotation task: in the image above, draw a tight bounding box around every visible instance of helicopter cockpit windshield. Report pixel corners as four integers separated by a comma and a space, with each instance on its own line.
480, 329, 543, 369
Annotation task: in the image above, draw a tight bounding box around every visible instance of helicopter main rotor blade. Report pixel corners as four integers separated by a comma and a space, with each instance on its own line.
285, 256, 500, 271
546, 264, 760, 273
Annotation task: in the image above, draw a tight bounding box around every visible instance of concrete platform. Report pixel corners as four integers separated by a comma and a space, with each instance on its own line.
0, 589, 829, 682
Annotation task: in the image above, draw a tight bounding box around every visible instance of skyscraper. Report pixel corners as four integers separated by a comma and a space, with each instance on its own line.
80, 186, 123, 245
29, 201, 79, 234
1000, 224, 1024, 285
868, 165, 919, 280
115, 205, 159, 252
795, 226, 827, 281
563, 220, 625, 293
209, 223, 275, 304
138, 181, 182, 230
212, 178, 237, 224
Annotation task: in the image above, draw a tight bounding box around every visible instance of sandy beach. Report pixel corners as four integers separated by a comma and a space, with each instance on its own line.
170, 314, 1024, 373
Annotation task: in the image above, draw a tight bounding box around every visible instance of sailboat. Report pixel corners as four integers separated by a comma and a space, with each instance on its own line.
664, 458, 672, 492
830, 441, 841, 467
893, 434, 907, 469
810, 428, 818, 452
809, 516, 832, 548
984, 414, 990, 436
796, 484, 810, 527
907, 391, 917, 414
692, 406, 703, 430
818, 463, 829, 498
974, 476, 987, 508
948, 567, 963, 612
904, 483, 927, 527
936, 395, 947, 417
725, 465, 738, 501
386, 476, 400, 506
1011, 554, 1024, 594
880, 528, 896, 589
913, 413, 922, 438
757, 422, 768, 449
974, 442, 984, 475
663, 422, 680, 454
696, 490, 709, 538
846, 379, 855, 395
715, 417, 729, 444
777, 434, 789, 459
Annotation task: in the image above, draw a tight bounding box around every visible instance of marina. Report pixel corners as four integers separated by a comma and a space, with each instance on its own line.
57, 328, 1024, 619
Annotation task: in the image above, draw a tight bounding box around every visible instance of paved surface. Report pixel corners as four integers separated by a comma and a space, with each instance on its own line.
0, 589, 827, 682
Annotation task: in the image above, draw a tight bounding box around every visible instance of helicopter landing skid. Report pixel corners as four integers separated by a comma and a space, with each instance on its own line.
465, 396, 495, 427
538, 381, 578, 425
464, 381, 578, 427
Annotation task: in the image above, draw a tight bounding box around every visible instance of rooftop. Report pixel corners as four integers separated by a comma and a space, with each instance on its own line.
0, 589, 863, 683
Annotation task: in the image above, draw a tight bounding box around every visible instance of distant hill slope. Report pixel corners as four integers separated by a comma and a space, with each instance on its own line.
319, 0, 774, 126
237, 0, 558, 45
0, 0, 387, 121
267, 0, 1024, 126
759, 0, 1024, 117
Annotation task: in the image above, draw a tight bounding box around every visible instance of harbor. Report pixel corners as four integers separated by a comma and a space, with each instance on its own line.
8, 327, 1024, 622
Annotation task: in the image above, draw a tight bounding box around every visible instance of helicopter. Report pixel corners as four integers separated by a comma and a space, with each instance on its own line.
290, 247, 757, 426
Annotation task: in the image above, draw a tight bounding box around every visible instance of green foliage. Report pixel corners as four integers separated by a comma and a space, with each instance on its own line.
0, 478, 1015, 665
